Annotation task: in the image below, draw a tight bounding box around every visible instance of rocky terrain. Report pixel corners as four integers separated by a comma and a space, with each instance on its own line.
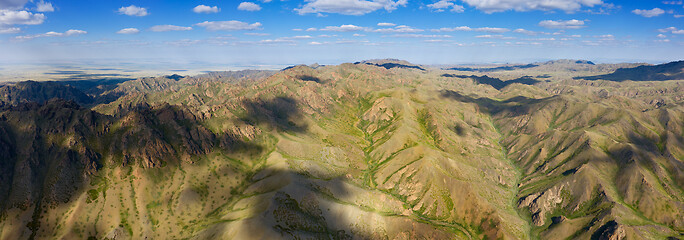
0, 60, 682, 239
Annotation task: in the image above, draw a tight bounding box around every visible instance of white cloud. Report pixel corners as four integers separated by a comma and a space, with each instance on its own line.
280, 35, 313, 39
538, 19, 585, 29
475, 34, 515, 39
238, 2, 262, 11
353, 33, 365, 36
193, 5, 220, 13
15, 29, 85, 40
451, 4, 465, 12
150, 25, 192, 32
195, 21, 262, 31
377, 22, 396, 27
118, 5, 148, 17
675, 14, 684, 18
632, 8, 665, 17
513, 28, 537, 35
295, 0, 407, 15
0, 10, 45, 25
476, 27, 509, 33
319, 24, 369, 32
432, 26, 471, 32
0, 0, 28, 10
459, 0, 602, 13
244, 32, 270, 36
427, 0, 464, 12
658, 27, 684, 34
431, 26, 509, 33
392, 34, 451, 38
36, 1, 54, 12
657, 34, 667, 38
117, 28, 140, 34
309, 41, 324, 45
306, 27, 317, 31
373, 25, 423, 33
662, 1, 682, 4
0, 26, 20, 34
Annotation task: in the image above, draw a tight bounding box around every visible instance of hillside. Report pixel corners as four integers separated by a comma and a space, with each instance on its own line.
0, 61, 682, 240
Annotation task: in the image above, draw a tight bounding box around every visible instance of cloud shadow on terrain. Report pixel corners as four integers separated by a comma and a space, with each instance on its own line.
240, 96, 308, 133
296, 75, 325, 84
198, 166, 377, 239
441, 74, 540, 90
440, 89, 548, 116
0, 99, 271, 238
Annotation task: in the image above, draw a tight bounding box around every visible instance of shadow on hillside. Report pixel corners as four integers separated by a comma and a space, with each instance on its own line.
297, 75, 325, 84
240, 97, 308, 133
196, 167, 378, 239
440, 89, 548, 117
441, 74, 540, 90
0, 99, 272, 238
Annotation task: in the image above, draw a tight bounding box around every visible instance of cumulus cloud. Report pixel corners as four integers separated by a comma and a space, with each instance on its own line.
244, 32, 270, 36
195, 21, 262, 31
36, 1, 54, 12
392, 34, 451, 38
538, 19, 585, 29
427, 0, 465, 12
117, 28, 140, 34
432, 26, 471, 32
659, 27, 684, 34
150, 25, 192, 32
476, 27, 509, 33
377, 22, 396, 27
459, 0, 602, 13
0, 26, 20, 33
118, 5, 148, 17
656, 34, 667, 38
0, 10, 45, 25
475, 34, 515, 39
280, 35, 313, 39
632, 8, 665, 17
295, 0, 407, 15
431, 26, 509, 32
15, 29, 85, 40
193, 5, 220, 13
373, 25, 423, 33
0, 0, 28, 10
319, 24, 369, 32
238, 2, 261, 11
513, 28, 537, 35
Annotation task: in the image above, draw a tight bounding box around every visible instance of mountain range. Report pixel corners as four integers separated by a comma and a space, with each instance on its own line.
0, 60, 682, 240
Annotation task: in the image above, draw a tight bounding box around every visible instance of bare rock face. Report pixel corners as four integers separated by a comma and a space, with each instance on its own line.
592, 221, 626, 240
518, 184, 566, 226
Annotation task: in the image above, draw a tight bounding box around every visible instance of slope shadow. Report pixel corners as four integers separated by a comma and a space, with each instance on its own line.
240, 97, 308, 133
442, 74, 540, 90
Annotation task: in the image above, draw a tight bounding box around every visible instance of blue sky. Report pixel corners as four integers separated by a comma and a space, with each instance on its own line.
0, 0, 682, 67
